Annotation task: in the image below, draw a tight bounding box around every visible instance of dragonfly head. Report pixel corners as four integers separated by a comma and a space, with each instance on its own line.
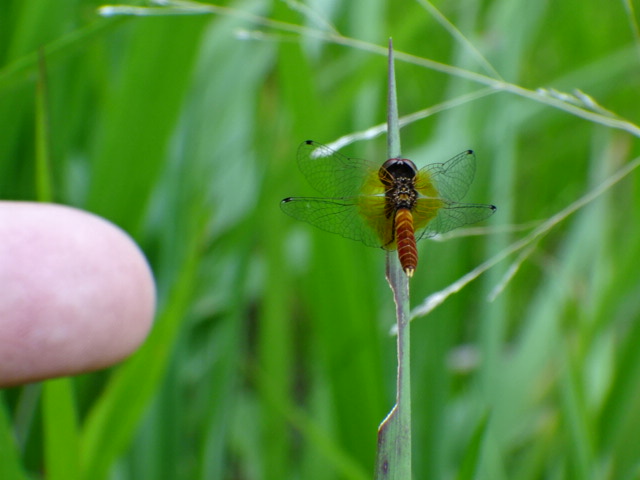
380, 158, 418, 183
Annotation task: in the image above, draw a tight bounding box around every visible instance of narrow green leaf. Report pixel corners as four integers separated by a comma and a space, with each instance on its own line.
386, 38, 401, 160
375, 38, 412, 480
42, 379, 80, 480
34, 48, 53, 202
559, 350, 594, 479
456, 413, 490, 480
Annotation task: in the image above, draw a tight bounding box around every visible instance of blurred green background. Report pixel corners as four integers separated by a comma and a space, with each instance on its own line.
2, 0, 640, 479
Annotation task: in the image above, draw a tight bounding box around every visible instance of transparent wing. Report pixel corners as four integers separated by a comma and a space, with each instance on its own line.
417, 150, 476, 202
415, 200, 496, 240
297, 140, 379, 197
280, 196, 388, 248
286, 144, 495, 247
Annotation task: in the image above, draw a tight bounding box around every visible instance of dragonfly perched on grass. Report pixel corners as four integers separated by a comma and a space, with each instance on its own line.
281, 140, 496, 276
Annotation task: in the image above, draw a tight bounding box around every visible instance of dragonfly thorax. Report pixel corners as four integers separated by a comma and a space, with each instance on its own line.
387, 177, 417, 211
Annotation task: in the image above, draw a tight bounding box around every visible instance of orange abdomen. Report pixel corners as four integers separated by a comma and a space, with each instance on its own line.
395, 208, 417, 277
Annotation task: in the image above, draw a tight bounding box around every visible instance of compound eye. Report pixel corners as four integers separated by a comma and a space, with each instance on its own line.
380, 158, 417, 179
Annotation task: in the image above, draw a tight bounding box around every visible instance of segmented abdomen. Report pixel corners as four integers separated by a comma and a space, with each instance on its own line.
395, 208, 417, 277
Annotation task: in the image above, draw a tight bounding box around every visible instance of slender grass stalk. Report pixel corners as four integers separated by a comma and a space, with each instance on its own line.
622, 0, 640, 61
35, 49, 53, 202
42, 379, 80, 480
374, 38, 412, 480
37, 52, 81, 480
100, 1, 640, 138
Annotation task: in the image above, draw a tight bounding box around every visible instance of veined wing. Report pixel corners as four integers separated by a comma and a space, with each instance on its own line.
280, 195, 388, 248
415, 199, 496, 240
297, 140, 379, 198
416, 150, 476, 202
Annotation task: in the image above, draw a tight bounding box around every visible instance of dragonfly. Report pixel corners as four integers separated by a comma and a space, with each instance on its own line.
281, 140, 496, 277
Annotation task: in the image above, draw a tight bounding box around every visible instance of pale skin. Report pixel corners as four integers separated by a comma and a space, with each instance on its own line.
0, 202, 156, 387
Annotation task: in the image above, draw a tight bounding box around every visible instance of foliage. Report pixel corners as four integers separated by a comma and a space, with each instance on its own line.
1, 0, 640, 479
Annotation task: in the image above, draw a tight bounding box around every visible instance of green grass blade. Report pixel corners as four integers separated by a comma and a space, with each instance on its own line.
35, 48, 53, 202
386, 39, 401, 160
42, 379, 80, 480
455, 413, 490, 480
375, 38, 412, 480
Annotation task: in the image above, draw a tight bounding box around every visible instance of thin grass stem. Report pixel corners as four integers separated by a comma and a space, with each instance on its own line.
375, 38, 412, 480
